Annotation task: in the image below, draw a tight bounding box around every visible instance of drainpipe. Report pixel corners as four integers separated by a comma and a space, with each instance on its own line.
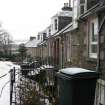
96, 16, 105, 73
69, 0, 71, 7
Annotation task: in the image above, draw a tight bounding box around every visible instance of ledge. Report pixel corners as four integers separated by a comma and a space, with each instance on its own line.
86, 57, 97, 63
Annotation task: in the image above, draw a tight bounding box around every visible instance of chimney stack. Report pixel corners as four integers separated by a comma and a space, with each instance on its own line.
62, 2, 72, 11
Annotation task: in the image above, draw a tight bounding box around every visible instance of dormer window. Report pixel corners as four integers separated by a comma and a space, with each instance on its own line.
49, 29, 51, 36
51, 24, 53, 30
79, 0, 86, 15
43, 33, 46, 40
80, 5, 85, 14
80, 0, 85, 3
37, 35, 40, 40
55, 19, 58, 30
87, 0, 98, 10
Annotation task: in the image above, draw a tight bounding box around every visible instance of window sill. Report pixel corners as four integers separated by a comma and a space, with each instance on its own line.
86, 57, 97, 63
89, 53, 97, 59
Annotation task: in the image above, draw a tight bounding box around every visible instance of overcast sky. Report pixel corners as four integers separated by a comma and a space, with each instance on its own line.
0, 0, 70, 41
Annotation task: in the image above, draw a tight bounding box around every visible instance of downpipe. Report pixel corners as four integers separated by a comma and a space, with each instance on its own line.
96, 16, 105, 74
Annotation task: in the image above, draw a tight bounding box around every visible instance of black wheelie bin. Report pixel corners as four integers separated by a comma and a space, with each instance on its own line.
57, 68, 99, 105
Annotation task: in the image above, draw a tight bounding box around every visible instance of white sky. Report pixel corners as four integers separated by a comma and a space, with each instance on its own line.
0, 0, 70, 41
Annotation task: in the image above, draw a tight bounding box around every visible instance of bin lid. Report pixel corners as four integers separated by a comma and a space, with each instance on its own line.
58, 68, 99, 79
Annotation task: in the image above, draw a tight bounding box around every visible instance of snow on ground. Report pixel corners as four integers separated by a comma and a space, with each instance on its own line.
0, 61, 20, 105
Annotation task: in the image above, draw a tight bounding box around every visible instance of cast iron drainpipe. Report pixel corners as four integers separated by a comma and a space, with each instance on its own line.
96, 16, 105, 74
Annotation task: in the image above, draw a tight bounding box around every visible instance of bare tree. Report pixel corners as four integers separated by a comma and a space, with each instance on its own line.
0, 29, 13, 56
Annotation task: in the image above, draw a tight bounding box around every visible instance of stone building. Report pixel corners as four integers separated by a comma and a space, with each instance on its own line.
27, 0, 105, 105
25, 37, 41, 59
37, 3, 73, 66
59, 1, 105, 105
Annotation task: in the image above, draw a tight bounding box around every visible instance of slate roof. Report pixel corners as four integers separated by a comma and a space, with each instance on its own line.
46, 22, 73, 39
52, 10, 72, 18
79, 2, 105, 20
25, 39, 41, 48
37, 1, 105, 45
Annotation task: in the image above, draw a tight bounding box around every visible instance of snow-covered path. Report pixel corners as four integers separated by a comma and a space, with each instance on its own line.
0, 61, 20, 105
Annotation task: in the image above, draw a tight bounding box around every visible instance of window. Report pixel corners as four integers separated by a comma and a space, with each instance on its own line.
37, 35, 40, 40
54, 19, 57, 30
87, 0, 98, 10
43, 33, 46, 40
80, 4, 85, 14
51, 24, 53, 30
79, 0, 86, 15
49, 29, 51, 36
80, 0, 85, 4
66, 35, 71, 62
55, 19, 57, 30
89, 18, 98, 58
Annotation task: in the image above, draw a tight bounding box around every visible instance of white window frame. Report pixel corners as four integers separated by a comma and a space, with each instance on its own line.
38, 35, 40, 40
79, 0, 87, 15
79, 4, 85, 15
73, 0, 78, 29
89, 17, 98, 59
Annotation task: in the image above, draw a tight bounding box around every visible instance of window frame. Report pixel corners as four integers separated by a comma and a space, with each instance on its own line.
89, 17, 98, 59
79, 0, 87, 15
38, 35, 40, 40
54, 19, 58, 30
73, 0, 78, 29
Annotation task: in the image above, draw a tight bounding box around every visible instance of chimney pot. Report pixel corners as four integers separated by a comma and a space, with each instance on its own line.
62, 2, 72, 11
64, 3, 69, 7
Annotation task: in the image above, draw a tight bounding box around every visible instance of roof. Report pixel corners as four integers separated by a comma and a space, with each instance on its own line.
25, 39, 41, 48
47, 22, 73, 39
41, 22, 73, 42
79, 2, 105, 20
54, 23, 73, 37
52, 10, 72, 18
38, 40, 47, 46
